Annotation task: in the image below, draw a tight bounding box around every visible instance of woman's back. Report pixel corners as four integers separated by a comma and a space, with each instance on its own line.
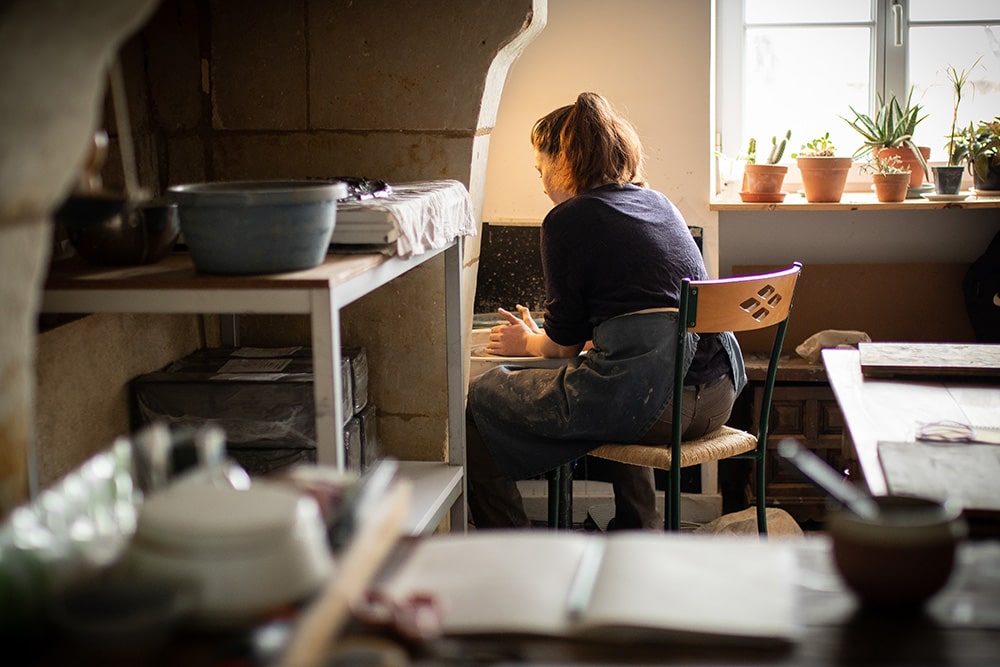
541, 183, 706, 344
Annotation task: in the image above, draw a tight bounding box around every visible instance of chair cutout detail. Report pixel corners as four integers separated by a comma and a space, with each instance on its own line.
547, 262, 803, 534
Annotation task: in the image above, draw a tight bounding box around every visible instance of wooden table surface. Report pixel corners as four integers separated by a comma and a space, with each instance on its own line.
21, 535, 1000, 667
408, 536, 1000, 666
822, 347, 1000, 497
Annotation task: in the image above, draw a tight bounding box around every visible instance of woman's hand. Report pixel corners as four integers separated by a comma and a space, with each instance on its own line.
487, 305, 536, 357
511, 304, 542, 333
487, 305, 584, 359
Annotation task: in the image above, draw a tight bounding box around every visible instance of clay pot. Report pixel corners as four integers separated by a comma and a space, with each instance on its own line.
872, 172, 910, 202
875, 146, 930, 188
797, 156, 853, 202
742, 163, 788, 194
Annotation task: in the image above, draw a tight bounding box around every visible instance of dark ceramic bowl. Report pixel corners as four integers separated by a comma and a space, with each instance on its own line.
47, 579, 192, 657
56, 194, 180, 266
829, 495, 967, 609
167, 180, 347, 275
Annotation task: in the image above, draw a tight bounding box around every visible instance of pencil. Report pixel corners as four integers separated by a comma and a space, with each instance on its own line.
565, 537, 607, 620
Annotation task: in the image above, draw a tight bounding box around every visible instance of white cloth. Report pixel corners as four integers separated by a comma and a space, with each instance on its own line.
795, 329, 872, 363
335, 180, 477, 258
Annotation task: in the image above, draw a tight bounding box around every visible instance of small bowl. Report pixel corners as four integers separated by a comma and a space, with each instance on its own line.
56, 194, 180, 266
47, 579, 192, 657
829, 495, 967, 609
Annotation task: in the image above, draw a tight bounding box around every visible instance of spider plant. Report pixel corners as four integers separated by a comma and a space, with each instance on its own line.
943, 57, 981, 166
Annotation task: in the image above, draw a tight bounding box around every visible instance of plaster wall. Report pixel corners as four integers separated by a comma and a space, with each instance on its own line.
482, 0, 718, 273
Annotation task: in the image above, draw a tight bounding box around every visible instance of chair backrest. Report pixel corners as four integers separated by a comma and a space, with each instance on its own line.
681, 263, 802, 335
674, 261, 802, 398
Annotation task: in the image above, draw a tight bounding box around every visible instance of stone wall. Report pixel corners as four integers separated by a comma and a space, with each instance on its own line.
2, 0, 544, 513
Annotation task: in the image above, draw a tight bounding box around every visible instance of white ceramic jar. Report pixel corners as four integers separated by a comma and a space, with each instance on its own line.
124, 475, 333, 627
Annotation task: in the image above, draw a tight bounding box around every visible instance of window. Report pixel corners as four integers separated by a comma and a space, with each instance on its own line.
716, 0, 1000, 181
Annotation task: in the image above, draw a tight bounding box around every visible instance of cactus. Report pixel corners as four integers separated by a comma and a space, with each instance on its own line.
745, 138, 758, 164
767, 130, 791, 164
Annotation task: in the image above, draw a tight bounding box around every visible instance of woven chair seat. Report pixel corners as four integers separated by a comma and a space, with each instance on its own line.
589, 425, 757, 470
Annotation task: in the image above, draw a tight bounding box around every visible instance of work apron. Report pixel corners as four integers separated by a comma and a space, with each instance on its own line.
469, 309, 744, 481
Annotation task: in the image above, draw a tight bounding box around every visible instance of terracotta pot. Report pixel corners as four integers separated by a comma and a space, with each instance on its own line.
872, 172, 910, 202
797, 156, 853, 202
743, 163, 788, 194
875, 146, 930, 188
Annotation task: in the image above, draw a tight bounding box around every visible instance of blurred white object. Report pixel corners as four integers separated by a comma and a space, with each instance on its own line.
795, 329, 872, 364
124, 475, 332, 627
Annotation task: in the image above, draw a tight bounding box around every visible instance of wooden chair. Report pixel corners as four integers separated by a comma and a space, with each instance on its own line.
549, 262, 802, 533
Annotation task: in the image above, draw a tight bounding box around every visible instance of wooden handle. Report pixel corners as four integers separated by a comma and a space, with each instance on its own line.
279, 480, 412, 667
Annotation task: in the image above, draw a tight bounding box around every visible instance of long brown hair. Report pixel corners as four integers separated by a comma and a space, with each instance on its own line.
530, 92, 646, 194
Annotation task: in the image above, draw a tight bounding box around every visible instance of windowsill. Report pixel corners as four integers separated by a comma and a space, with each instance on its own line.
709, 191, 1000, 212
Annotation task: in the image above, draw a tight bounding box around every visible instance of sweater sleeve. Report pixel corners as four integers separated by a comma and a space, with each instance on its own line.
540, 210, 593, 346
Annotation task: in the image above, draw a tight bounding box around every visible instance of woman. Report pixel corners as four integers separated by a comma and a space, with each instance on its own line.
467, 92, 746, 530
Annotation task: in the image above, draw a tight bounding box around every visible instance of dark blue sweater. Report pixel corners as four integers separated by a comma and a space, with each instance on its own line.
540, 183, 728, 384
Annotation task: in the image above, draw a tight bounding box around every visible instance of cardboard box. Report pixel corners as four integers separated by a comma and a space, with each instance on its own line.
131, 346, 367, 451
228, 447, 317, 476
342, 346, 369, 414
358, 403, 381, 470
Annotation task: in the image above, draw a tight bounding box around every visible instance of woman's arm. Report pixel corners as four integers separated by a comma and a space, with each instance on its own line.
488, 306, 585, 359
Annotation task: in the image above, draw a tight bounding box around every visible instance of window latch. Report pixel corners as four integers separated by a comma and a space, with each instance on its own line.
891, 1, 904, 47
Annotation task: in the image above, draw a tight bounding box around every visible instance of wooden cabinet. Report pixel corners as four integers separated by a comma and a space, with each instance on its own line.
732, 355, 846, 526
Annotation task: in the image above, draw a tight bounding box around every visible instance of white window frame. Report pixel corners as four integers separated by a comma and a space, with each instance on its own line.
714, 0, 999, 195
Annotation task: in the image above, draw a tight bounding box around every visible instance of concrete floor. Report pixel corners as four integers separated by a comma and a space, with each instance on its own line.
515, 479, 723, 530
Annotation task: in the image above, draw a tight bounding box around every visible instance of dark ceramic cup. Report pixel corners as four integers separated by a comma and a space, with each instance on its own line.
829, 495, 967, 609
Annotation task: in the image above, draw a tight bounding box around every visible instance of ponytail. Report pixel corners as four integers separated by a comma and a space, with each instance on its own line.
531, 92, 646, 194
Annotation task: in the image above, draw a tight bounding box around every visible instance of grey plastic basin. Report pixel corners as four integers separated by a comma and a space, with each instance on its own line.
168, 180, 348, 275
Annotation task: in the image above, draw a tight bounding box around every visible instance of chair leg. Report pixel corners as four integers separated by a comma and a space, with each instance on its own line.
756, 453, 768, 535
547, 467, 561, 529
557, 462, 573, 529
664, 470, 681, 531
546, 462, 575, 529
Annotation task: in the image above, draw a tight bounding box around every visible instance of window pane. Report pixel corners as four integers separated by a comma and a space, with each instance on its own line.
743, 27, 871, 159
910, 0, 1000, 22
745, 0, 871, 24
908, 25, 1000, 161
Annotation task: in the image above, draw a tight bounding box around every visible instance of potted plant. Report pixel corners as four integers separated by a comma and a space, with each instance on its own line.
793, 132, 853, 202
843, 88, 929, 189
861, 153, 911, 203
953, 117, 1000, 192
935, 59, 980, 195
741, 130, 790, 202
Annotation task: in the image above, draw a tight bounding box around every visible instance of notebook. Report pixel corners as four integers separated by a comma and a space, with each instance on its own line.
374, 531, 799, 646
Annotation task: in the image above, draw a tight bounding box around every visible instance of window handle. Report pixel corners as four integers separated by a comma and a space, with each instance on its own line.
891, 1, 903, 47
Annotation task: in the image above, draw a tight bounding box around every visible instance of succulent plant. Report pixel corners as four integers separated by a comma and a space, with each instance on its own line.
767, 131, 791, 164
859, 152, 911, 176
744, 131, 790, 165
842, 88, 928, 179
793, 132, 836, 158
